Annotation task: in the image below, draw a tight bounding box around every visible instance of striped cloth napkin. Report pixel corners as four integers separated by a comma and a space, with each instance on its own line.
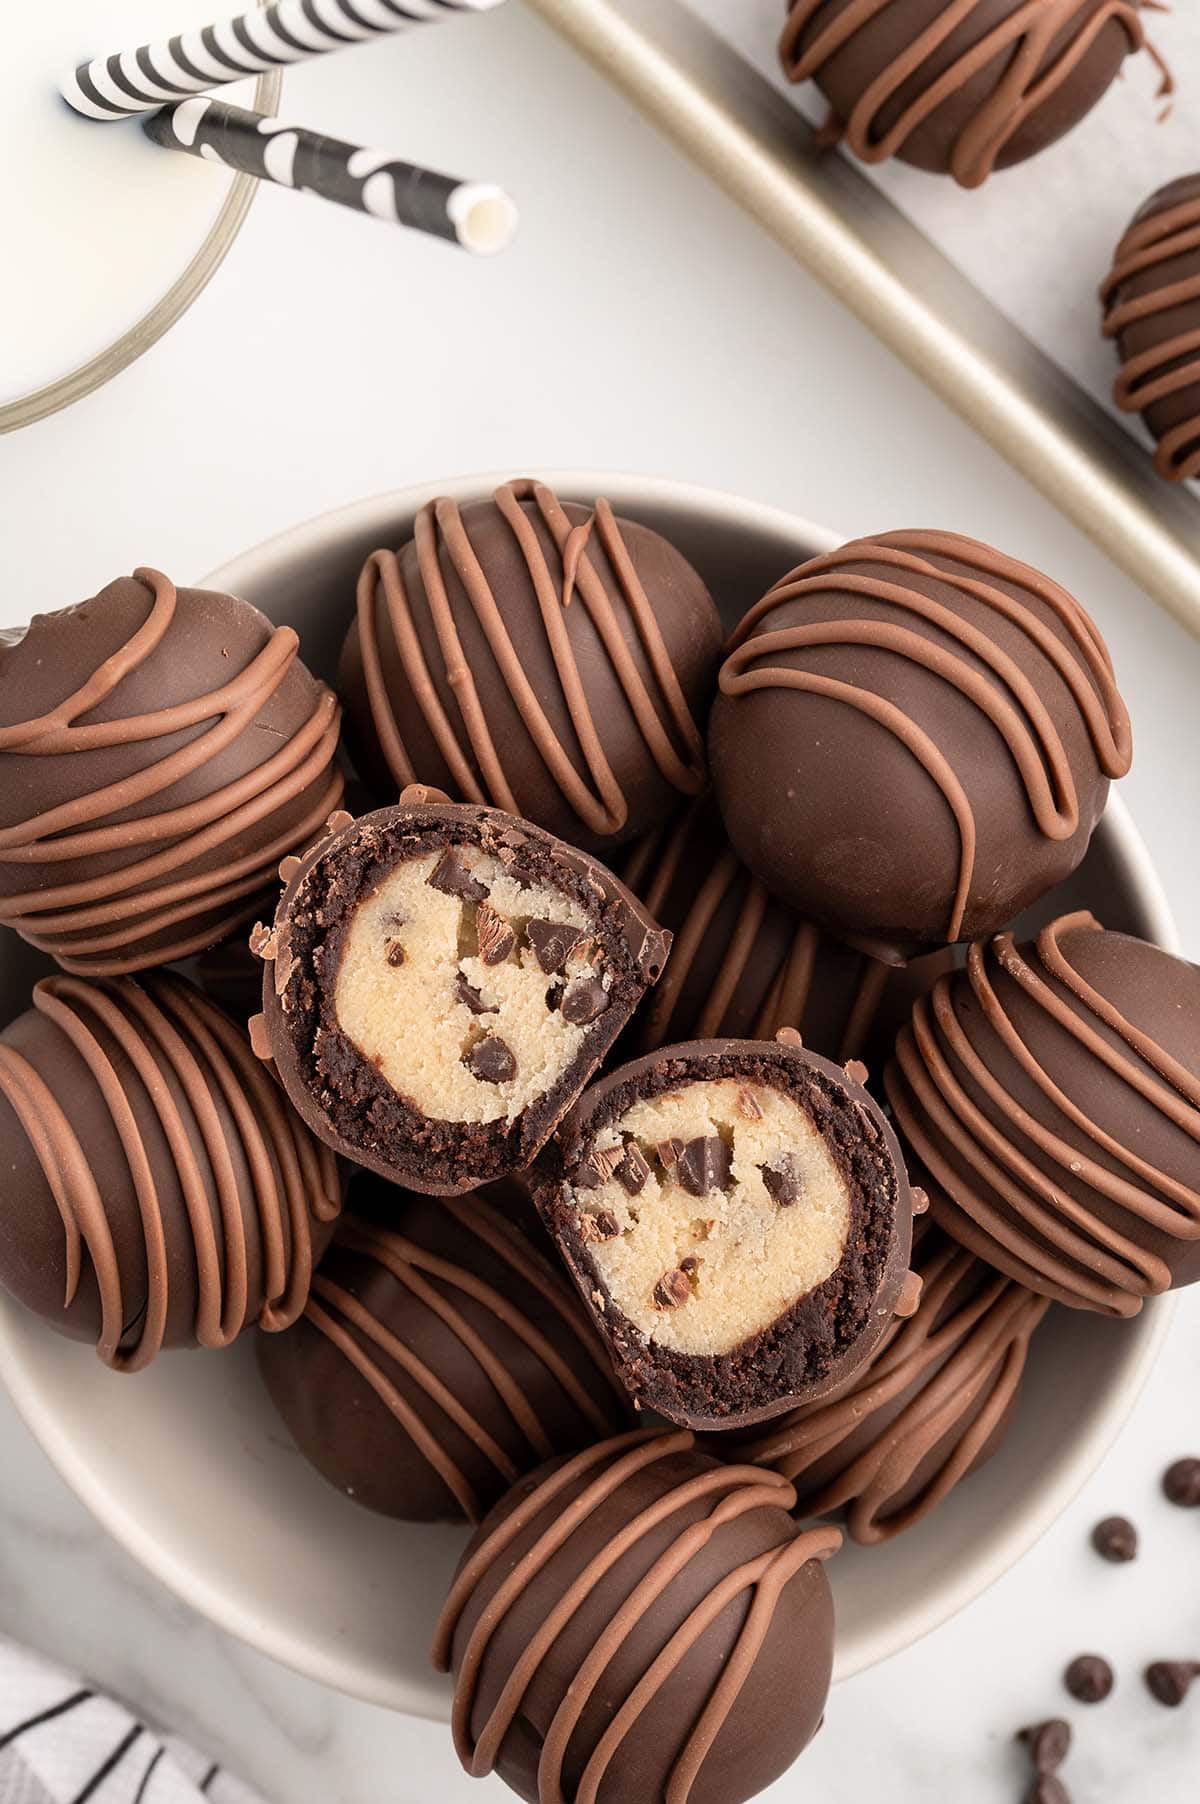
0, 1638, 265, 1804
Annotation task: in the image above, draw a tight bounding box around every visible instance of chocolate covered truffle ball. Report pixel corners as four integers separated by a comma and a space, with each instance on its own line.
731, 1224, 1048, 1542
252, 793, 670, 1194
0, 970, 341, 1369
338, 479, 721, 853
887, 911, 1200, 1316
258, 1178, 629, 1523
536, 1034, 914, 1430
0, 569, 344, 975
432, 1426, 839, 1804
709, 531, 1132, 957
780, 0, 1151, 189
621, 796, 953, 1065
1101, 174, 1200, 483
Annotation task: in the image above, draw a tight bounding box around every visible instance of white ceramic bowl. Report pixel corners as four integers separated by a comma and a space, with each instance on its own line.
0, 473, 1176, 1717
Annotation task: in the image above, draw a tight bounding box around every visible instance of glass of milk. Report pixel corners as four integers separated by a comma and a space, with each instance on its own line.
1, 1, 278, 431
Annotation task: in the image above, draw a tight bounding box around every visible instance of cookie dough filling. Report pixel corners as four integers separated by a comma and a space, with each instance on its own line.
537, 1038, 914, 1429
334, 848, 603, 1126
566, 1079, 851, 1356
254, 799, 669, 1194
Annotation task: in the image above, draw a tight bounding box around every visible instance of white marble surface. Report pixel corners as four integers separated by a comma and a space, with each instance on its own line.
2, 3, 1200, 1799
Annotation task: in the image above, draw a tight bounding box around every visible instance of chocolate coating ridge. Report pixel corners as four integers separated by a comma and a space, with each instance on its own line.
729, 1223, 1048, 1542
253, 796, 670, 1194
1101, 174, 1200, 483
338, 479, 721, 852
0, 570, 344, 975
258, 1177, 629, 1523
620, 795, 953, 1065
780, 0, 1149, 189
0, 971, 341, 1369
709, 530, 1131, 956
432, 1427, 839, 1804
537, 1037, 914, 1431
886, 912, 1200, 1316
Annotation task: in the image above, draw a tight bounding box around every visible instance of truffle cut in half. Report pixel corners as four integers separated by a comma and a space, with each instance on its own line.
253, 794, 670, 1194
536, 1036, 915, 1431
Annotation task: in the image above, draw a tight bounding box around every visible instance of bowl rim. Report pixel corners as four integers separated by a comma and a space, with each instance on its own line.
0, 471, 1180, 1710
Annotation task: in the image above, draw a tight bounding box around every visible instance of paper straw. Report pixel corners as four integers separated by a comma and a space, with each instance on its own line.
62, 0, 506, 121
141, 98, 517, 254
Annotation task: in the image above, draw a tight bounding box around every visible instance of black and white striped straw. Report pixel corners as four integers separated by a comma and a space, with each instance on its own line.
62, 0, 505, 121
141, 98, 518, 254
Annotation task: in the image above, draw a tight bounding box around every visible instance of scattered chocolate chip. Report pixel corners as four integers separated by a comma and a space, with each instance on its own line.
1145, 1661, 1200, 1707
679, 1255, 700, 1276
911, 1185, 930, 1215
653, 1268, 693, 1310
735, 1087, 763, 1121
454, 973, 497, 1015
1163, 1458, 1200, 1506
580, 1208, 621, 1243
775, 1025, 803, 1049
761, 1157, 802, 1206
527, 918, 584, 973
843, 1058, 869, 1086
428, 848, 487, 901
561, 977, 609, 1025
1025, 1778, 1070, 1804
614, 1145, 651, 1196
1091, 1516, 1137, 1563
476, 902, 516, 966
656, 1137, 684, 1172
1064, 1655, 1113, 1703
464, 1035, 517, 1084
1016, 1719, 1071, 1773
677, 1136, 733, 1197
385, 942, 407, 968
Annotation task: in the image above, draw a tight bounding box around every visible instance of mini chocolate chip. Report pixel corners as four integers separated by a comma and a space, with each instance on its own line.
464, 1035, 517, 1084
653, 1268, 693, 1309
386, 942, 407, 967
579, 1208, 621, 1243
1025, 1779, 1070, 1804
1091, 1516, 1137, 1563
679, 1255, 700, 1276
454, 973, 497, 1015
761, 1157, 802, 1206
428, 848, 487, 901
561, 977, 609, 1025
1017, 1719, 1071, 1773
1163, 1458, 1200, 1506
1145, 1661, 1200, 1707
735, 1087, 763, 1121
677, 1136, 733, 1197
527, 918, 584, 973
657, 1137, 684, 1172
1064, 1655, 1113, 1703
614, 1145, 651, 1196
476, 902, 516, 966
843, 1058, 869, 1086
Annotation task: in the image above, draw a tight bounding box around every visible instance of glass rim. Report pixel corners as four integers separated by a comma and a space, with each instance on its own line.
0, 64, 282, 436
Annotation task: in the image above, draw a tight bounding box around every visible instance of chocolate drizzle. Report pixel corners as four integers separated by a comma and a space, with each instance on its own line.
301, 1199, 626, 1523
1101, 176, 1200, 483
736, 1230, 1048, 1541
886, 912, 1200, 1316
780, 0, 1152, 190
432, 1428, 840, 1804
718, 531, 1132, 944
0, 972, 341, 1370
348, 479, 712, 843
0, 569, 344, 974
622, 798, 892, 1056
